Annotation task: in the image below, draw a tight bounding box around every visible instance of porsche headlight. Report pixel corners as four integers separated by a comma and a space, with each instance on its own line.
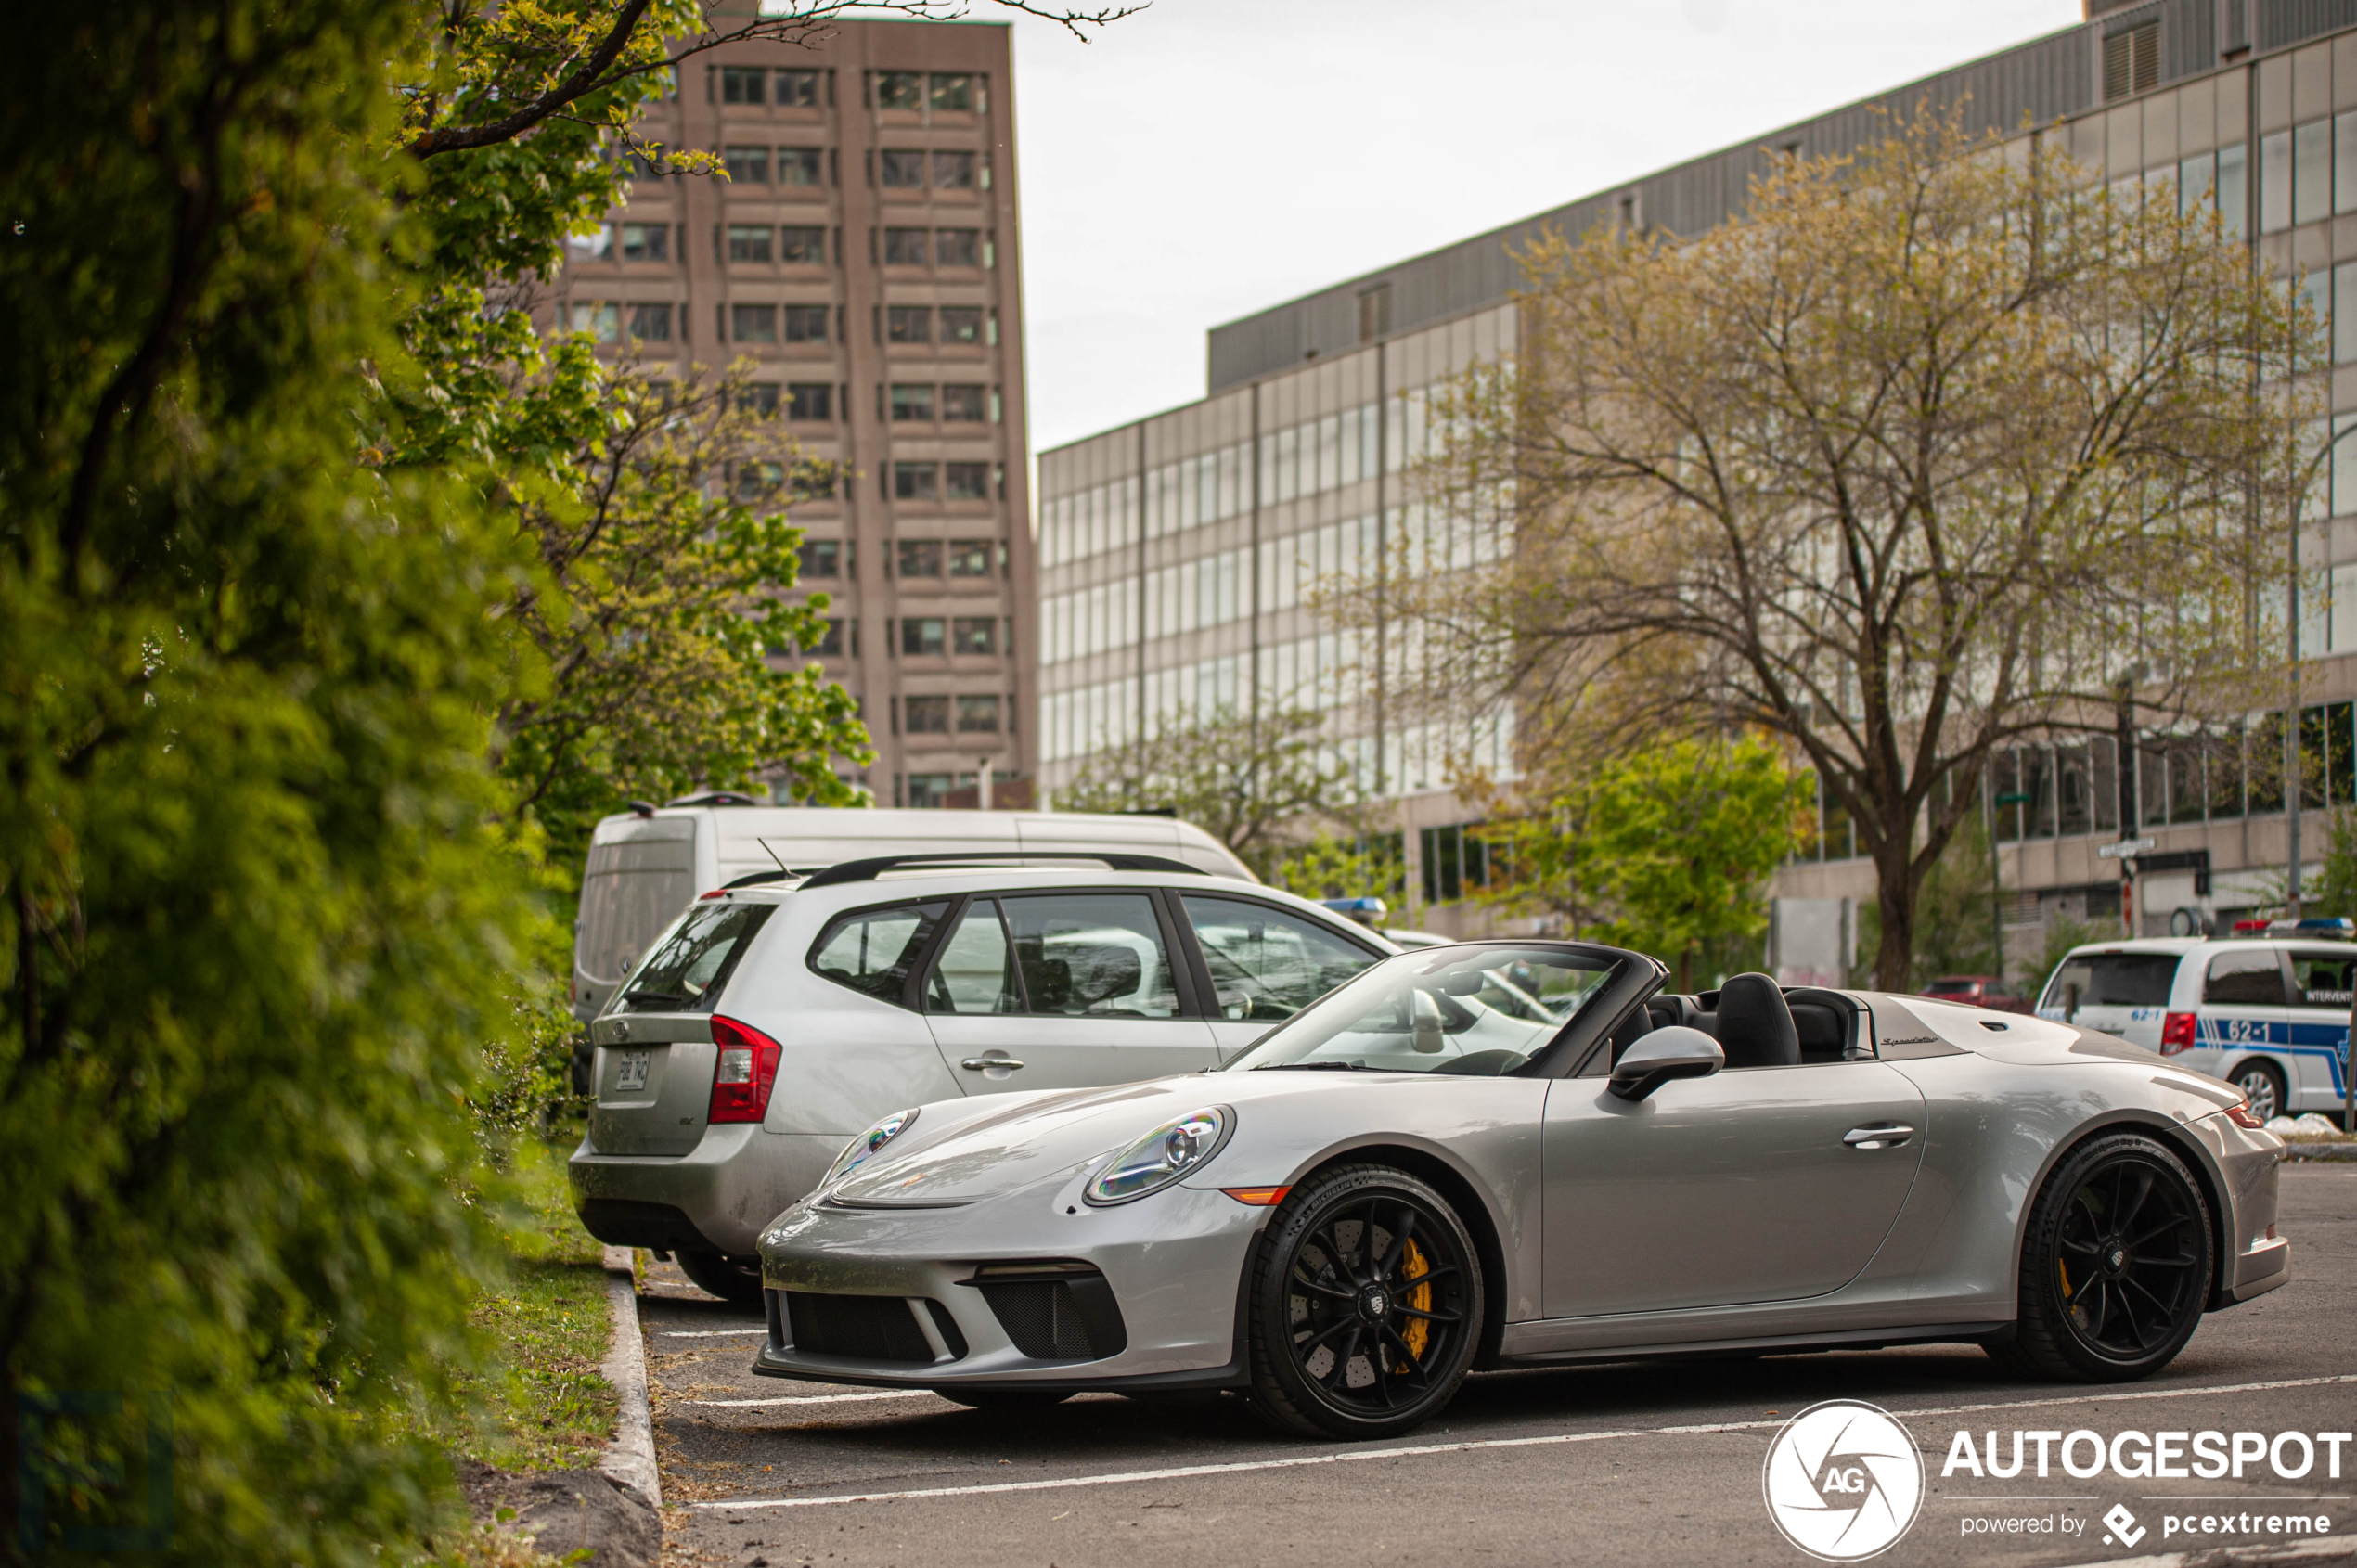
822, 1108, 920, 1189
1085, 1107, 1231, 1205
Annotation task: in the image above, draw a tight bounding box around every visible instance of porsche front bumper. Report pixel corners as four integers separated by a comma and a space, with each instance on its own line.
752, 1179, 1268, 1390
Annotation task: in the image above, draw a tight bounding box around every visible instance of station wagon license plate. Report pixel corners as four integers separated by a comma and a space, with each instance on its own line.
613, 1048, 650, 1093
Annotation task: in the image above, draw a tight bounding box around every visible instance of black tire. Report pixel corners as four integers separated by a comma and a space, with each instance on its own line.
2229, 1060, 2288, 1125
1243, 1163, 1483, 1440
2009, 1132, 2212, 1382
676, 1248, 766, 1305
932, 1390, 1075, 1411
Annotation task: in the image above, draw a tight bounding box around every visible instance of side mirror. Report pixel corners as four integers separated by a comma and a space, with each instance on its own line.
1411, 987, 1446, 1053
1607, 1026, 1724, 1102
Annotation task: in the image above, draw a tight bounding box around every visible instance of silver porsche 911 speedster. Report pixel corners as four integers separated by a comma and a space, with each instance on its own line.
751, 940, 2289, 1439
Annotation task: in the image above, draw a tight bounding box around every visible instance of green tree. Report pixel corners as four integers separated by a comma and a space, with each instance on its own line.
2309, 808, 2357, 923
1272, 833, 1409, 914
1476, 737, 1807, 989
1057, 705, 1356, 878
1, 1, 537, 1556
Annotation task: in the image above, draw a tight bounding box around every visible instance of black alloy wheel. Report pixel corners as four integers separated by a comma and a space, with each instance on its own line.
1243, 1164, 1483, 1440
2232, 1061, 2287, 1125
2008, 1132, 2212, 1382
676, 1248, 766, 1305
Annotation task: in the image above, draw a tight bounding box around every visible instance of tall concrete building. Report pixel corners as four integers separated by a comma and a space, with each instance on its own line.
550, 19, 1033, 807
1040, 1, 2357, 955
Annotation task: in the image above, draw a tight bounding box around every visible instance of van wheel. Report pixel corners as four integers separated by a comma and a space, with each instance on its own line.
676, 1248, 765, 1305
2231, 1061, 2287, 1125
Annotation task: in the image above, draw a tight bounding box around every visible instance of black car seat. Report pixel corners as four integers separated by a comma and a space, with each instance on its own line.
1714, 972, 1800, 1069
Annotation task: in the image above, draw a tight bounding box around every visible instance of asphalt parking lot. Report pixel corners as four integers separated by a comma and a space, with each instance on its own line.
639, 1165, 2357, 1568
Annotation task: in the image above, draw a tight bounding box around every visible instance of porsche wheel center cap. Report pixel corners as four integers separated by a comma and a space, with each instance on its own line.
1359, 1289, 1389, 1321
2107, 1247, 2127, 1270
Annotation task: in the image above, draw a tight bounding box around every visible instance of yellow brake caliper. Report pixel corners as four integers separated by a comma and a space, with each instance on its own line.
1398, 1237, 1433, 1367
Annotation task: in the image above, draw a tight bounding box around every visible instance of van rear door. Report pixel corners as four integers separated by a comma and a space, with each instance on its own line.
2041, 950, 2182, 1048
575, 818, 699, 1021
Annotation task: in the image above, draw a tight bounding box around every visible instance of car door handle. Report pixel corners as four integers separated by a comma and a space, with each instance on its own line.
961, 1056, 1024, 1071
1844, 1125, 1914, 1150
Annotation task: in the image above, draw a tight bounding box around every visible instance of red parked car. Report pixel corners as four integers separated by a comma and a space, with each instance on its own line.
1917, 974, 2034, 1014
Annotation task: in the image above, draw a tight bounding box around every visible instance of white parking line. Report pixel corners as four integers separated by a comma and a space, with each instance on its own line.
693, 1372, 2357, 1511
659, 1328, 770, 1338
692, 1391, 936, 1408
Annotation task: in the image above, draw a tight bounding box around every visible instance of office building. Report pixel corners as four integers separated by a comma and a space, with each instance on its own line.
549, 19, 1033, 807
1039, 1, 2357, 953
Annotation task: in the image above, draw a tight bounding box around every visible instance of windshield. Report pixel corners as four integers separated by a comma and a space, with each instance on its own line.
1224, 945, 1617, 1076
615, 901, 775, 1013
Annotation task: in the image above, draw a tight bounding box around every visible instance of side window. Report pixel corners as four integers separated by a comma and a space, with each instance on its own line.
998, 893, 1179, 1019
2205, 950, 2288, 1007
807, 901, 947, 1007
924, 900, 1019, 1014
1181, 895, 1379, 1020
2290, 949, 2356, 1008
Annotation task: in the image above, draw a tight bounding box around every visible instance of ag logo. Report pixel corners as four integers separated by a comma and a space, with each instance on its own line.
1761, 1399, 1926, 1561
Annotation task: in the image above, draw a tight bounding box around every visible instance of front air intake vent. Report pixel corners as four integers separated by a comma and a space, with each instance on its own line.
783, 1291, 941, 1364
971, 1266, 1127, 1361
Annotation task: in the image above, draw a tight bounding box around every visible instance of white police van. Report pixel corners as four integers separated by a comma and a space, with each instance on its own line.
2037, 922, 2354, 1122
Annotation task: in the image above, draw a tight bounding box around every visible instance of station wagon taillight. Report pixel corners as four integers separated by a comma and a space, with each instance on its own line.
708, 1015, 781, 1124
2158, 1011, 2197, 1054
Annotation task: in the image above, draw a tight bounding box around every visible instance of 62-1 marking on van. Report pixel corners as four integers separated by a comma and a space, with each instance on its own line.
2212, 1017, 2271, 1044
613, 1049, 651, 1092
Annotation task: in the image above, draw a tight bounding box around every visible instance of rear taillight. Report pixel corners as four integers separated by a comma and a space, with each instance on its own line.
708, 1015, 781, 1124
2226, 1098, 2267, 1130
2158, 1012, 2197, 1054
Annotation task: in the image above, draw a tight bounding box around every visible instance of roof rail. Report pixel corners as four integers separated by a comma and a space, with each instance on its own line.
797, 852, 1204, 890
720, 868, 827, 890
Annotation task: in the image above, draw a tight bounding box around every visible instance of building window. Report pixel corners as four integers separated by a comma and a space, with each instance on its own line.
932, 150, 976, 190
947, 538, 996, 577
955, 694, 1000, 732
940, 383, 986, 421
727, 225, 772, 263
897, 539, 944, 576
739, 382, 780, 416
883, 227, 929, 265
945, 461, 991, 500
786, 382, 833, 420
568, 302, 620, 341
775, 70, 820, 107
902, 620, 947, 658
2297, 118, 2334, 225
952, 619, 998, 657
886, 306, 932, 343
620, 223, 669, 262
890, 382, 935, 421
783, 305, 829, 342
874, 71, 922, 110
2102, 19, 2159, 101
733, 459, 785, 500
930, 73, 972, 111
729, 303, 777, 342
723, 145, 770, 183
720, 66, 766, 105
934, 228, 980, 267
565, 226, 612, 261
904, 694, 951, 731
880, 148, 926, 187
939, 306, 983, 344
894, 461, 939, 500
625, 302, 672, 341
2263, 130, 2292, 234
798, 539, 842, 578
1357, 283, 1391, 342
804, 619, 844, 657
779, 225, 827, 263
905, 771, 956, 806
777, 147, 823, 186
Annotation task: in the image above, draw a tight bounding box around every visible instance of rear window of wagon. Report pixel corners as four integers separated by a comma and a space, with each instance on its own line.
2039, 953, 2180, 1010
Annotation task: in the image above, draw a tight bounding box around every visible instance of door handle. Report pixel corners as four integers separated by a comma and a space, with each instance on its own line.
1844, 1125, 1914, 1150
961, 1056, 1024, 1071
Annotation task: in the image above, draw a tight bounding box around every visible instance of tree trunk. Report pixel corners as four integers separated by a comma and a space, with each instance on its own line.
1872, 840, 1918, 993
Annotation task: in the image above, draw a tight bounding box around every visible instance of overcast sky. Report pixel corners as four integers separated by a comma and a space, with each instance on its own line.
1001, 0, 2084, 453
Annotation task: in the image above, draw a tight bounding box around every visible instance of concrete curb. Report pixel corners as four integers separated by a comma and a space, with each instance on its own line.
598, 1245, 663, 1510
2059, 1536, 2354, 1566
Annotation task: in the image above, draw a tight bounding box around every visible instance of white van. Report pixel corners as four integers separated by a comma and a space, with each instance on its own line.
571, 801, 1256, 1022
